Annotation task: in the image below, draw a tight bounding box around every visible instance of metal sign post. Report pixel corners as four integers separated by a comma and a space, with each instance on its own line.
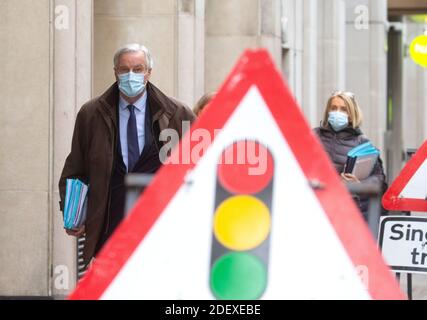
124, 173, 154, 216
345, 181, 382, 239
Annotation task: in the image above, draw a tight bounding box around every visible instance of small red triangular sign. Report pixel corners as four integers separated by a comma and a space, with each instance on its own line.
382, 140, 427, 212
69, 49, 403, 300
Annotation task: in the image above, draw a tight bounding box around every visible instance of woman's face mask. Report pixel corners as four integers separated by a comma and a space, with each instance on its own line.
328, 111, 349, 131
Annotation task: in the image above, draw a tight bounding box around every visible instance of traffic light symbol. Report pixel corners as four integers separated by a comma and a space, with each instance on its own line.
210, 140, 274, 300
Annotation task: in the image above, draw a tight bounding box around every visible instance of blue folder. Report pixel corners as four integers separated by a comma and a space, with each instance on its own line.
63, 178, 88, 230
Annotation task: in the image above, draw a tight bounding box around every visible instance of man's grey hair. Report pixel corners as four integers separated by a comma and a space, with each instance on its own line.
113, 43, 154, 70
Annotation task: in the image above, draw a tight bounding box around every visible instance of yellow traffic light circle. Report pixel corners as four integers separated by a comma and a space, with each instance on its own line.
410, 34, 427, 68
213, 195, 271, 251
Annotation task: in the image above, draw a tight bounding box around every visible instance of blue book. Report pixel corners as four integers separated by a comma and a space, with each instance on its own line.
347, 142, 378, 157
63, 178, 88, 230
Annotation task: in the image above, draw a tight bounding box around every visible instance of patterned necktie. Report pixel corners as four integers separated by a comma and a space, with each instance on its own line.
127, 105, 140, 171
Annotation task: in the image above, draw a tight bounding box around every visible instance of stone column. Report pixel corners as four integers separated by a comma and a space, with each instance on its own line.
317, 0, 346, 121
386, 20, 404, 180
52, 0, 93, 297
281, 0, 303, 105
94, 0, 177, 97
0, 0, 93, 298
0, 0, 51, 297
301, 0, 319, 127
345, 0, 388, 153
205, 0, 282, 93
176, 0, 206, 106
93, 0, 204, 107
260, 0, 282, 71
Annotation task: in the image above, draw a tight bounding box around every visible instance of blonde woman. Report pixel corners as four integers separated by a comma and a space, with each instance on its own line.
314, 91, 386, 220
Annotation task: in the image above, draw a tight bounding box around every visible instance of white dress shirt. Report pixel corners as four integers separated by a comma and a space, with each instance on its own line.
118, 92, 147, 171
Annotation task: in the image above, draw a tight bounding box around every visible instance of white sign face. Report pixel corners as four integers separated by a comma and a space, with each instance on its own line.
400, 159, 427, 199
379, 216, 427, 274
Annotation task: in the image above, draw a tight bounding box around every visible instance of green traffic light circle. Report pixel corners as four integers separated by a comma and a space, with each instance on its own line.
210, 252, 267, 300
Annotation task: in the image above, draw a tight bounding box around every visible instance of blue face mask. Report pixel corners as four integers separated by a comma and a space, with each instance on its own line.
118, 72, 146, 97
328, 111, 349, 131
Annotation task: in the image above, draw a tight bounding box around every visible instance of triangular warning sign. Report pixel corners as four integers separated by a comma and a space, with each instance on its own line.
382, 140, 427, 212
69, 50, 403, 300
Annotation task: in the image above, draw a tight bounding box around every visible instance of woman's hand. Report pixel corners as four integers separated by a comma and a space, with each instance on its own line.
341, 173, 360, 183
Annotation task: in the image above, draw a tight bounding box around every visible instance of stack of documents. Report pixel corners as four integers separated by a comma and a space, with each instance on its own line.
63, 178, 88, 230
344, 142, 379, 180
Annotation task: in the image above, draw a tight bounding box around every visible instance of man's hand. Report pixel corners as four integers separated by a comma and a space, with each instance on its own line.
65, 225, 85, 237
341, 172, 360, 183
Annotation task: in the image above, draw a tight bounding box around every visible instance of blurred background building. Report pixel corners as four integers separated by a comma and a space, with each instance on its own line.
0, 0, 426, 298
